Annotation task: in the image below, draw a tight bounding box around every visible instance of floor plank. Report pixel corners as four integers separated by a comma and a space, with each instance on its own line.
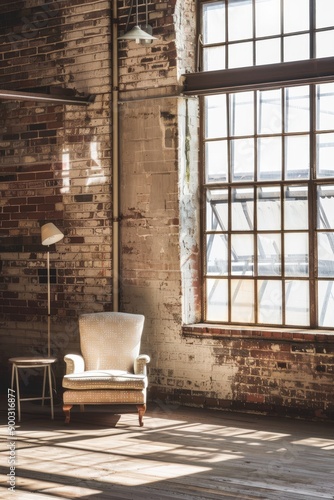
1, 400, 333, 499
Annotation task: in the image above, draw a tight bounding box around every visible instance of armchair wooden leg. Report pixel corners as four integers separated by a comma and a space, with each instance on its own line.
63, 404, 73, 424
137, 404, 146, 427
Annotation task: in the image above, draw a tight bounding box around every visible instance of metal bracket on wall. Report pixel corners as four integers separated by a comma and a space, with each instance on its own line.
0, 86, 95, 105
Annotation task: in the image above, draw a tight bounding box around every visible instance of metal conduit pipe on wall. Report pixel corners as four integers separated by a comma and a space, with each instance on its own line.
112, 0, 120, 312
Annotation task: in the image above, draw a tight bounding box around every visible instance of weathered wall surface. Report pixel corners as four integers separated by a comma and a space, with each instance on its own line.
0, 0, 113, 386
180, 327, 334, 419
118, 0, 334, 420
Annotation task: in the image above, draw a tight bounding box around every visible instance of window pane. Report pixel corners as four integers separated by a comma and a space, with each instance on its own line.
257, 186, 281, 230
318, 233, 334, 277
200, 0, 334, 328
316, 0, 334, 29
285, 135, 310, 179
285, 280, 309, 325
230, 92, 254, 136
258, 137, 282, 180
231, 188, 254, 230
316, 29, 334, 59
258, 280, 282, 324
257, 89, 282, 135
285, 86, 310, 133
206, 141, 228, 183
231, 138, 255, 181
284, 34, 309, 62
206, 189, 229, 231
316, 83, 334, 131
317, 185, 334, 229
258, 234, 281, 276
284, 186, 308, 230
284, 233, 309, 276
206, 279, 229, 321
256, 38, 281, 65
207, 234, 228, 275
256, 0, 281, 37
231, 279, 255, 323
231, 234, 254, 275
228, 42, 253, 69
318, 280, 334, 327
228, 0, 253, 41
205, 95, 227, 139
203, 46, 226, 71
284, 0, 309, 33
203, 1, 225, 44
316, 133, 334, 178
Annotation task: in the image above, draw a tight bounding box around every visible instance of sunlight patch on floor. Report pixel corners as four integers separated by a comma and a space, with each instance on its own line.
292, 437, 334, 449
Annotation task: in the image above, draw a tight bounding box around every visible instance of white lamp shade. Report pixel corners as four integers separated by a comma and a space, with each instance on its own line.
118, 25, 157, 43
41, 222, 64, 246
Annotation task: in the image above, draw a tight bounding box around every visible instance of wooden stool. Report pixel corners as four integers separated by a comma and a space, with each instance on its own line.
9, 357, 57, 422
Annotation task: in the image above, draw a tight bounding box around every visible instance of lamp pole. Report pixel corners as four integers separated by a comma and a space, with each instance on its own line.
47, 247, 51, 358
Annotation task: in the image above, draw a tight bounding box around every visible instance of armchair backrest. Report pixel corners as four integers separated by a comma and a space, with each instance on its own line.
79, 312, 145, 372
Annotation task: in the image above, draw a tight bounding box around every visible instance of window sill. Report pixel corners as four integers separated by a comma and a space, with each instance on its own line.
182, 324, 334, 343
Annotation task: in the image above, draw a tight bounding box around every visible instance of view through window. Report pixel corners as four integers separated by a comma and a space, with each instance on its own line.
201, 0, 334, 328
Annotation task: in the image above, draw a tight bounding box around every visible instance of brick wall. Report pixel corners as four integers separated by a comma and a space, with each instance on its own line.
118, 0, 334, 421
176, 327, 334, 419
0, 0, 113, 386
118, 0, 180, 93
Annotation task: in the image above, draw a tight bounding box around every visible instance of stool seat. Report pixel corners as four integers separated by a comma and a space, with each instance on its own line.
9, 357, 57, 365
9, 357, 57, 422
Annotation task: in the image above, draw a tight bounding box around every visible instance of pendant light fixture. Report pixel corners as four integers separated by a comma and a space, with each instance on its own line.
140, 0, 154, 45
118, 0, 157, 44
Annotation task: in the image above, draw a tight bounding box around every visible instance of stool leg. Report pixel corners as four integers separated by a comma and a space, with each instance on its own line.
48, 365, 54, 420
42, 366, 47, 406
14, 365, 21, 423
11, 363, 15, 390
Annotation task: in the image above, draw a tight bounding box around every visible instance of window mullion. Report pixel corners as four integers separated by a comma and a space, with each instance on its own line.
227, 91, 232, 323
254, 90, 258, 323
281, 88, 286, 326
280, 0, 284, 62
310, 0, 315, 58
280, 184, 286, 326
252, 0, 256, 66
309, 84, 317, 326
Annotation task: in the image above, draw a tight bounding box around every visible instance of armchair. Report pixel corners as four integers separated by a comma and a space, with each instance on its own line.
62, 312, 150, 426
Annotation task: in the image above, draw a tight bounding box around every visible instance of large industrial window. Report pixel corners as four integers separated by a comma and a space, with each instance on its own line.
200, 0, 334, 328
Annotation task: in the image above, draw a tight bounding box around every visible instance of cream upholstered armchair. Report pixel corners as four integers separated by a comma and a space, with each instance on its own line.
62, 312, 150, 426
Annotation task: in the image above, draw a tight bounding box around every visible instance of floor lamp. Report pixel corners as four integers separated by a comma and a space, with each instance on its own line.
41, 223, 64, 358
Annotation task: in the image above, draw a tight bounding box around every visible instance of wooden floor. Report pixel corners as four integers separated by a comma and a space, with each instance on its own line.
1, 399, 334, 500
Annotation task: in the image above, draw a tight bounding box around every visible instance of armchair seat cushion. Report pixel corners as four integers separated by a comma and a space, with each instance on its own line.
63, 369, 147, 390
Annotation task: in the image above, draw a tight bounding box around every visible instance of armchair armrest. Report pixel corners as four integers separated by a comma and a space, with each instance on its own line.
64, 354, 85, 375
134, 354, 150, 376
